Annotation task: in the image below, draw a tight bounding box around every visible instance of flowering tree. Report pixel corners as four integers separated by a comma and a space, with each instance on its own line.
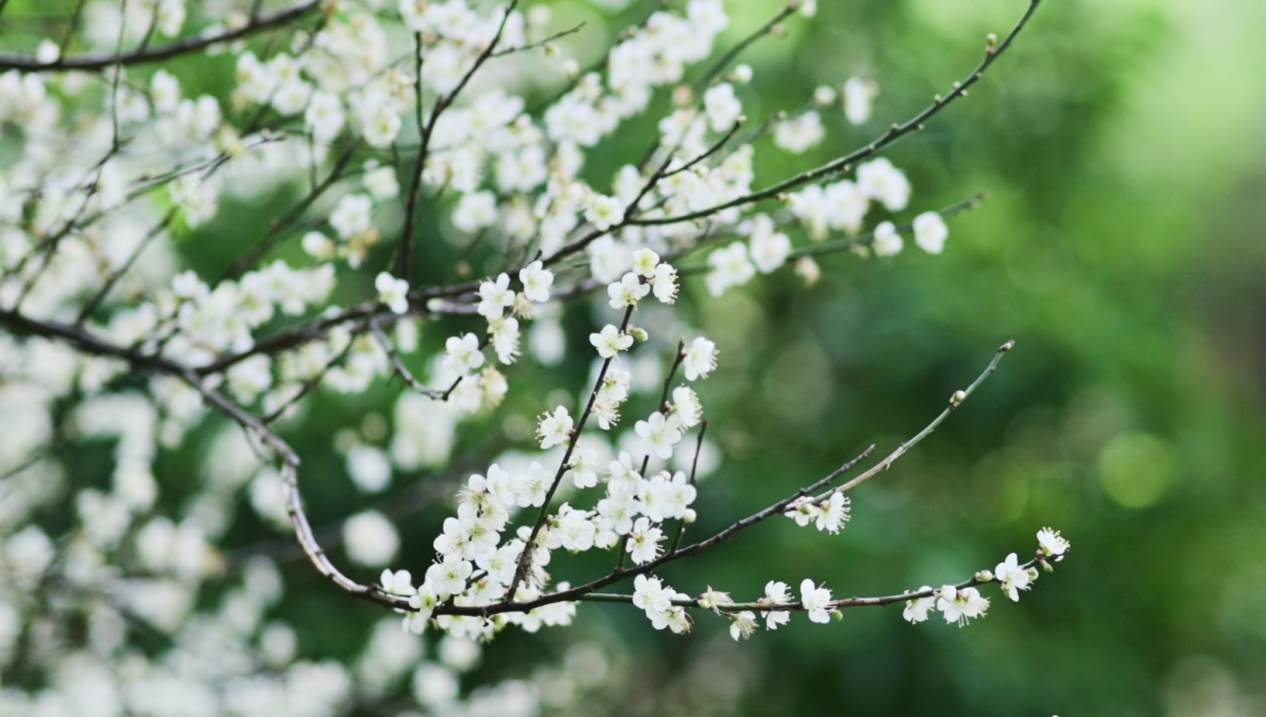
0, 0, 1072, 713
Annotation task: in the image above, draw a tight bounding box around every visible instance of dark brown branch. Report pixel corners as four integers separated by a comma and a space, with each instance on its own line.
0, 1, 321, 72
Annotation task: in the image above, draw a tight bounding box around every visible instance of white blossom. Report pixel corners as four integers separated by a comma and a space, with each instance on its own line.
518, 261, 554, 303
913, 211, 950, 254
799, 579, 834, 624
375, 272, 410, 314
589, 324, 633, 359
682, 337, 718, 381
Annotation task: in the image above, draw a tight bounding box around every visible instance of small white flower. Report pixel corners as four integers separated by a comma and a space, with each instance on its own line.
375, 272, 410, 314
380, 569, 413, 595
729, 611, 758, 641
761, 580, 791, 630
913, 211, 949, 254
330, 194, 373, 239
626, 517, 663, 565
937, 586, 990, 626
443, 333, 484, 376
682, 337, 718, 381
633, 574, 671, 613
703, 83, 742, 133
902, 587, 937, 624
705, 241, 755, 297
589, 324, 633, 359
842, 77, 875, 126
651, 263, 678, 304
608, 271, 650, 309
671, 386, 702, 429
585, 194, 623, 230
1037, 527, 1070, 559
872, 221, 903, 257
631, 248, 660, 278
518, 261, 554, 303
635, 412, 683, 460
857, 158, 911, 212
748, 215, 791, 273
994, 552, 1032, 602
477, 273, 515, 319
515, 462, 551, 508
697, 586, 733, 613
537, 406, 574, 449
772, 111, 825, 154
799, 579, 833, 624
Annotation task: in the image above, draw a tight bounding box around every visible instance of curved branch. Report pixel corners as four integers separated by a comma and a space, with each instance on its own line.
0, 1, 321, 73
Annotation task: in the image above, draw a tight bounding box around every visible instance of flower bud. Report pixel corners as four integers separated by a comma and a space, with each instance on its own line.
951, 390, 967, 406
974, 570, 994, 583
683, 509, 697, 524
795, 257, 821, 287
628, 327, 649, 342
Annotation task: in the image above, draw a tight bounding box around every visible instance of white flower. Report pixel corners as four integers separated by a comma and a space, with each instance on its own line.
682, 337, 718, 381
452, 191, 498, 233
597, 484, 639, 535
364, 165, 400, 200
748, 215, 791, 273
697, 586, 733, 612
729, 611, 758, 641
330, 194, 373, 239
537, 406, 574, 449
489, 316, 520, 365
633, 574, 671, 613
361, 103, 402, 148
641, 470, 696, 522
857, 158, 911, 212
425, 555, 473, 599
635, 412, 683, 460
703, 83, 742, 132
518, 261, 554, 303
477, 273, 515, 319
937, 586, 990, 626
514, 462, 551, 508
902, 587, 937, 624
569, 448, 601, 489
607, 271, 650, 309
994, 552, 1032, 602
871, 221, 903, 257
842, 77, 874, 126
589, 324, 633, 359
671, 386, 702, 429
650, 605, 692, 634
343, 511, 399, 567
913, 211, 949, 254
375, 272, 410, 314
815, 493, 850, 534
585, 194, 623, 230
347, 445, 392, 494
305, 90, 345, 143
626, 517, 663, 565
772, 111, 825, 154
443, 333, 484, 375
761, 580, 791, 630
380, 569, 413, 595
651, 263, 678, 303
631, 248, 660, 278
799, 578, 833, 624
1037, 527, 1070, 559
705, 241, 755, 297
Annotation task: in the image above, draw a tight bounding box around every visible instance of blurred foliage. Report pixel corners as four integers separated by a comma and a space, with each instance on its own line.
21, 0, 1266, 713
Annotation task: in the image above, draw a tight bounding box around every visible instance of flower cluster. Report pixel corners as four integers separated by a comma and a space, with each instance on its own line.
0, 0, 1057, 709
